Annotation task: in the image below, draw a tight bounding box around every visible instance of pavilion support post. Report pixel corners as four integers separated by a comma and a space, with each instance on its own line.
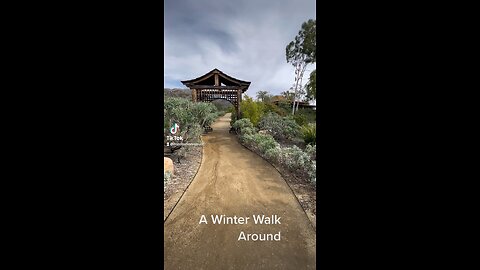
192, 89, 197, 102
236, 88, 242, 120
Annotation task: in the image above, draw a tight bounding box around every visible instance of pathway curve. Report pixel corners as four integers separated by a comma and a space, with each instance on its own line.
164, 113, 316, 269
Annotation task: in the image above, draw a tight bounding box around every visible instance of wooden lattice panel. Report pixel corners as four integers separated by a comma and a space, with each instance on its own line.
196, 89, 238, 105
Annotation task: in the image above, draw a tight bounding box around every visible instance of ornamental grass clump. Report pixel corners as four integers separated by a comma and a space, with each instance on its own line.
301, 123, 316, 145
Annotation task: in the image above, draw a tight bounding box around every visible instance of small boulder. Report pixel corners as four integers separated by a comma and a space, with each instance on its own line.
164, 157, 174, 175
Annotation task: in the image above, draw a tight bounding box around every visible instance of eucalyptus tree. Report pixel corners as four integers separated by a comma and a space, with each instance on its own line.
305, 69, 316, 100
286, 19, 316, 114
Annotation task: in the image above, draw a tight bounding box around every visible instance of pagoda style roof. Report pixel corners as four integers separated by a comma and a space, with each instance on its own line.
181, 68, 250, 93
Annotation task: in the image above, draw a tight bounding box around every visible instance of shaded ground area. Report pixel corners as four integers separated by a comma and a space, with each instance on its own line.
164, 113, 316, 269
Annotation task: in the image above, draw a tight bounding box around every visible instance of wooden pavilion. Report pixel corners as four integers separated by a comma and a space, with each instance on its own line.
181, 68, 250, 121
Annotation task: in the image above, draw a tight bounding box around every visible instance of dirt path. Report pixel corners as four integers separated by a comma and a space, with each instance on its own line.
164, 113, 316, 269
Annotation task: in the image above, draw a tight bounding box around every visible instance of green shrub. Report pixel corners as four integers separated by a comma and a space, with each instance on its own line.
258, 113, 302, 141
263, 102, 286, 117
230, 109, 237, 126
305, 144, 316, 160
239, 132, 253, 144
233, 120, 316, 184
240, 95, 265, 126
265, 146, 281, 162
164, 98, 198, 142
240, 127, 256, 135
216, 111, 226, 118
295, 108, 316, 124
164, 97, 219, 143
301, 123, 316, 145
232, 118, 254, 130
264, 144, 316, 184
240, 132, 279, 155
284, 146, 315, 182
253, 133, 278, 153
308, 161, 316, 183
191, 102, 218, 127
283, 116, 303, 139
232, 114, 316, 184
276, 101, 292, 113
293, 113, 307, 126
277, 146, 307, 170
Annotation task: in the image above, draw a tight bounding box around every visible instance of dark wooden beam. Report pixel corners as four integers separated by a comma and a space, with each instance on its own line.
192, 85, 243, 90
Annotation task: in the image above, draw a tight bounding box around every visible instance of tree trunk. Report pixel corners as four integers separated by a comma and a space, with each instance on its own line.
296, 65, 307, 112
292, 61, 308, 115
292, 63, 300, 115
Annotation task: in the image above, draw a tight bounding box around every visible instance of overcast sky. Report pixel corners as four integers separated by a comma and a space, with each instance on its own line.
164, 0, 316, 98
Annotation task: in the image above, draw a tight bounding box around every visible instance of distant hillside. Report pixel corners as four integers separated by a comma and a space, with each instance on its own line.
164, 88, 191, 99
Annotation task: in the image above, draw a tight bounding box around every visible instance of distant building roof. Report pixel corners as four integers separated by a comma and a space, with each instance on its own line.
270, 95, 286, 102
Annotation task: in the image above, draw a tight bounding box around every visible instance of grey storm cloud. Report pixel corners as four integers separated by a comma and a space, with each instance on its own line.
164, 0, 316, 98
